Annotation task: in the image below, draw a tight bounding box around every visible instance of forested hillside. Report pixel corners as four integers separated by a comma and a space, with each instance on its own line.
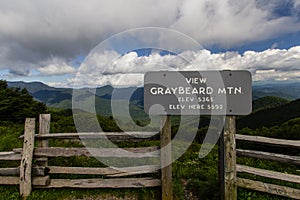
252, 96, 289, 112
237, 98, 300, 129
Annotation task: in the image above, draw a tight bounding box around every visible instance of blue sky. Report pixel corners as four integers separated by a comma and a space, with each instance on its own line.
0, 0, 300, 87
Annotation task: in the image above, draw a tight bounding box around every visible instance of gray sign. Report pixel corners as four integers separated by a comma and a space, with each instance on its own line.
144, 71, 252, 115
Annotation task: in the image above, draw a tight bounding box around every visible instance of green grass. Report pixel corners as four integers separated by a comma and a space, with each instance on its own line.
0, 186, 160, 200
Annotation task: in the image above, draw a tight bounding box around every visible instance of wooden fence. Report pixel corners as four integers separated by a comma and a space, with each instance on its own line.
1, 114, 300, 199
0, 114, 173, 199
235, 133, 300, 199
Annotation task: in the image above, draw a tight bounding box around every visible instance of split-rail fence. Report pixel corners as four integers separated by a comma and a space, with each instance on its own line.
0, 114, 300, 199
0, 114, 172, 199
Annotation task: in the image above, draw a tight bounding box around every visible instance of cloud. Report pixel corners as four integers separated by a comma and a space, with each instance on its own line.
171, 0, 300, 47
0, 0, 300, 77
38, 64, 75, 76
8, 69, 31, 77
35, 56, 76, 76
71, 46, 300, 87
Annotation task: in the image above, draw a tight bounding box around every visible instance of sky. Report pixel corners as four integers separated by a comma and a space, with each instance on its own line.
0, 0, 300, 87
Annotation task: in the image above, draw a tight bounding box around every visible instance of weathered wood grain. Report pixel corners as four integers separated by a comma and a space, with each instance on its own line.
14, 147, 159, 158
0, 167, 49, 176
237, 165, 300, 184
0, 151, 21, 160
36, 178, 161, 188
20, 132, 159, 142
0, 176, 50, 186
48, 165, 159, 177
161, 116, 172, 200
236, 134, 300, 149
236, 149, 300, 165
224, 116, 237, 200
38, 114, 50, 166
0, 176, 19, 185
19, 118, 35, 197
237, 178, 300, 200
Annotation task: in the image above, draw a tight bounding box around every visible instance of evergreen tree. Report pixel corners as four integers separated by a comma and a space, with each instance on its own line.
0, 80, 47, 123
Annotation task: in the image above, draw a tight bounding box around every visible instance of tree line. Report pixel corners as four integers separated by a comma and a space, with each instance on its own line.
0, 80, 46, 124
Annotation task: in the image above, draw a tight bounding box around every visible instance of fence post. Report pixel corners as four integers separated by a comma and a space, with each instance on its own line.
219, 126, 225, 200
223, 116, 237, 200
38, 114, 50, 166
160, 115, 172, 200
20, 118, 35, 198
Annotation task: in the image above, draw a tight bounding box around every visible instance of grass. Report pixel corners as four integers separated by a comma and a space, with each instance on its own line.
1, 121, 299, 199
0, 186, 160, 200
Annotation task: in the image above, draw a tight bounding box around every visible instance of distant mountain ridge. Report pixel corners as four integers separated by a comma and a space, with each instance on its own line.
7, 81, 300, 110
237, 98, 300, 129
252, 82, 300, 100
8, 81, 57, 93
7, 81, 300, 130
7, 81, 145, 118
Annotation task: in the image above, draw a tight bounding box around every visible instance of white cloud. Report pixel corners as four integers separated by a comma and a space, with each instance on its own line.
171, 0, 300, 47
38, 64, 75, 76
71, 46, 300, 87
0, 0, 300, 77
37, 57, 76, 76
46, 81, 71, 88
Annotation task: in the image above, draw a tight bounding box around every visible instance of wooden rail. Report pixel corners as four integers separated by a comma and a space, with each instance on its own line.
48, 165, 159, 177
236, 134, 300, 149
0, 151, 21, 160
237, 178, 300, 200
19, 132, 159, 142
37, 177, 161, 189
0, 176, 50, 186
236, 149, 300, 165
13, 146, 160, 158
237, 165, 300, 184
0, 167, 49, 176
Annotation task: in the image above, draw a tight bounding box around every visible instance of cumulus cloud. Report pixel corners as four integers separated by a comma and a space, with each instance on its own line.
38, 64, 75, 76
171, 0, 300, 47
71, 46, 300, 87
35, 56, 76, 76
0, 0, 300, 77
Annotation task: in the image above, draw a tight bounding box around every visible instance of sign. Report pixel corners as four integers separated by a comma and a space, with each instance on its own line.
144, 71, 252, 115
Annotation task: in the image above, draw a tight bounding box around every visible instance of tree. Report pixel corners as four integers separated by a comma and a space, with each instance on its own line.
0, 80, 47, 123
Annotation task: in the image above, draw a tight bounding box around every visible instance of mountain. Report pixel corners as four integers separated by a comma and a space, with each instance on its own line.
7, 81, 56, 93
8, 81, 73, 109
7, 81, 300, 123
7, 81, 147, 120
252, 82, 300, 100
252, 96, 289, 112
9, 81, 300, 106
237, 98, 300, 129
